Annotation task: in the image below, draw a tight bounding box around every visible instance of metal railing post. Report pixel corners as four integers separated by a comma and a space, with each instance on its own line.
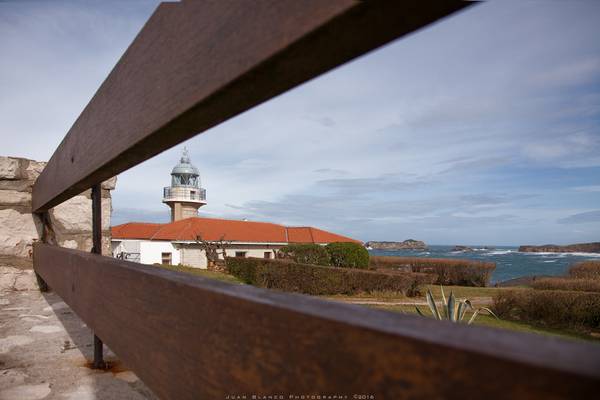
91, 183, 106, 369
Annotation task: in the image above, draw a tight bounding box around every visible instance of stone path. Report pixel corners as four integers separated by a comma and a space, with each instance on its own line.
0, 265, 157, 400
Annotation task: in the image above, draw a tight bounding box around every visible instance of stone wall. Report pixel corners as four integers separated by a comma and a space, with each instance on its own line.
0, 156, 116, 267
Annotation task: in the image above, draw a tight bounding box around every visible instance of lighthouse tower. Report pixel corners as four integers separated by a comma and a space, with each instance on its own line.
162, 147, 206, 222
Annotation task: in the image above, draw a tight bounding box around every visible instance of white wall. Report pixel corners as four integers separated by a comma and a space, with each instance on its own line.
139, 241, 181, 265
111, 240, 279, 268
222, 248, 275, 259
112, 240, 141, 262
181, 246, 208, 269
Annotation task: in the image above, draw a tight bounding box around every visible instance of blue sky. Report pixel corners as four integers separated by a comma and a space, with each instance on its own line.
1, 1, 599, 246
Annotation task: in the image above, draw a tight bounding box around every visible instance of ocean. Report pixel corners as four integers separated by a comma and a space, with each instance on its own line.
368, 245, 600, 284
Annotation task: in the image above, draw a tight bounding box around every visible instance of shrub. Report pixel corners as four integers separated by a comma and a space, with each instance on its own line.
568, 261, 600, 280
278, 244, 330, 266
492, 289, 600, 330
325, 242, 370, 269
370, 256, 495, 287
416, 286, 498, 324
226, 257, 435, 297
532, 277, 600, 293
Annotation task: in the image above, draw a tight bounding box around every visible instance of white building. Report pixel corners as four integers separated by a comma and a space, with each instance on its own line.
111, 149, 359, 268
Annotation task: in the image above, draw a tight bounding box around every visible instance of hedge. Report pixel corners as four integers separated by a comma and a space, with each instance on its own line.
370, 256, 495, 287
532, 277, 600, 293
278, 244, 330, 266
568, 261, 600, 280
492, 289, 600, 331
325, 242, 369, 269
226, 257, 435, 297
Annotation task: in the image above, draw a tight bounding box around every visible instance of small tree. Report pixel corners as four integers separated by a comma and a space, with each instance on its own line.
195, 234, 230, 270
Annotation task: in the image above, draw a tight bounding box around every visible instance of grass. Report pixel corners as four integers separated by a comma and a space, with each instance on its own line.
154, 264, 244, 285
425, 284, 503, 299
325, 284, 506, 304
151, 265, 599, 343
368, 303, 599, 343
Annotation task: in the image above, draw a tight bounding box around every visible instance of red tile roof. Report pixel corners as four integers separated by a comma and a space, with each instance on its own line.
111, 217, 360, 244
111, 222, 162, 240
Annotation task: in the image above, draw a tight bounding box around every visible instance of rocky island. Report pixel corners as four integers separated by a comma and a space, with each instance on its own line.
518, 242, 600, 253
452, 245, 474, 252
365, 239, 427, 250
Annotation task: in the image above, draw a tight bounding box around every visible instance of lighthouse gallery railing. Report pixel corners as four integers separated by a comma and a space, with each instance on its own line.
163, 186, 206, 202
31, 1, 600, 399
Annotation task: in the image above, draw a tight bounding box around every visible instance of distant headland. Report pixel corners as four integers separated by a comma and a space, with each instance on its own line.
518, 242, 600, 253
366, 239, 427, 250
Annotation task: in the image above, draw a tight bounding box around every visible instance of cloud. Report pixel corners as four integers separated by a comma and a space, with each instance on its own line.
305, 116, 336, 128
558, 210, 600, 224
3, 0, 600, 245
521, 131, 600, 165
112, 208, 170, 225
573, 185, 600, 193
313, 168, 348, 175
531, 56, 600, 88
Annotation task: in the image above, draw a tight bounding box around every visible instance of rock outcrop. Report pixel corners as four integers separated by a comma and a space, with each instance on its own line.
452, 245, 474, 252
365, 239, 427, 250
0, 156, 116, 265
518, 242, 600, 253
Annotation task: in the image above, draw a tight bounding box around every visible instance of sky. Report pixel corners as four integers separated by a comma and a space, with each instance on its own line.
1, 1, 599, 246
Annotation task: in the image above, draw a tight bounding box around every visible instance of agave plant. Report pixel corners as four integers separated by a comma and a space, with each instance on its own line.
415, 286, 498, 324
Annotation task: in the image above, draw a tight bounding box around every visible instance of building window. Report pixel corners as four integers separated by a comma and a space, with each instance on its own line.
161, 252, 172, 265
264, 252, 272, 259
235, 251, 246, 258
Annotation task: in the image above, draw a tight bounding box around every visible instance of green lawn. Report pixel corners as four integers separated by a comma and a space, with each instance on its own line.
425, 284, 504, 299
369, 302, 599, 343
152, 266, 599, 343
324, 284, 507, 304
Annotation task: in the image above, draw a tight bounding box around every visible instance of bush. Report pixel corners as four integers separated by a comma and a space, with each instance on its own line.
370, 256, 495, 287
568, 261, 600, 280
226, 257, 435, 297
532, 277, 600, 293
492, 289, 600, 330
278, 244, 330, 266
325, 242, 370, 269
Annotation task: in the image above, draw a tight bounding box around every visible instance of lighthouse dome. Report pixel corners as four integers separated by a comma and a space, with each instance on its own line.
170, 147, 200, 187
171, 148, 199, 176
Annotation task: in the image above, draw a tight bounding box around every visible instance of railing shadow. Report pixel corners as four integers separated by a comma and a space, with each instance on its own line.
40, 291, 158, 400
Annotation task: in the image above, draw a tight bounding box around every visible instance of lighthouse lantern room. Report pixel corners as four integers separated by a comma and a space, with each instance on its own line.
162, 147, 207, 222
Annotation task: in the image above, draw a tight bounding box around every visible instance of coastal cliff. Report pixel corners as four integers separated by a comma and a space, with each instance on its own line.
366, 239, 427, 250
518, 242, 600, 253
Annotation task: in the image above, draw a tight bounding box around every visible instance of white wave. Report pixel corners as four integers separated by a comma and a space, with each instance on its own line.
543, 260, 557, 263
567, 252, 600, 258
520, 251, 600, 258
487, 250, 514, 255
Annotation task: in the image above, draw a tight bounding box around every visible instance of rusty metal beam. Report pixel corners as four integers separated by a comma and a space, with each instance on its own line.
32, 0, 472, 212
33, 244, 600, 400
90, 183, 106, 369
